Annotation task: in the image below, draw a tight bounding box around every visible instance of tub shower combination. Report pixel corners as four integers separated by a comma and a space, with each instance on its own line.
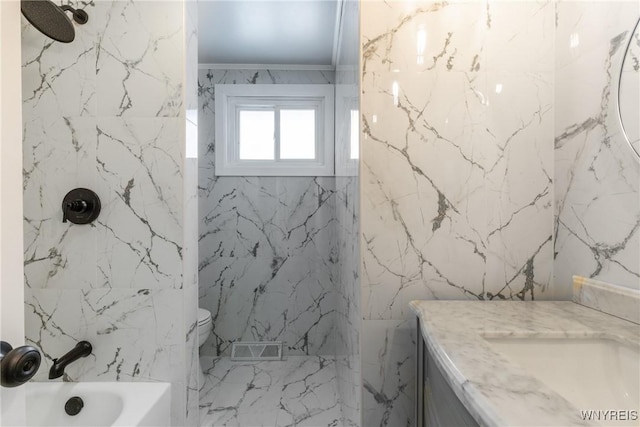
1, 2, 172, 426
2, 339, 170, 426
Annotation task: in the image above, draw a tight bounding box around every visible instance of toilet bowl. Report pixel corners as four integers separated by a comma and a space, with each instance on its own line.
198, 308, 212, 348
197, 308, 212, 386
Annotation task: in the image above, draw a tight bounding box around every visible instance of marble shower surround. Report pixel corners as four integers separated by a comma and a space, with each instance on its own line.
199, 356, 343, 427
333, 0, 361, 424
198, 69, 339, 357
21, 1, 197, 425
360, 1, 556, 426
183, 1, 200, 424
554, 1, 640, 295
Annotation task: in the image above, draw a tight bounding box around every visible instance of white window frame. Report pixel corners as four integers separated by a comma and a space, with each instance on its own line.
334, 83, 360, 177
215, 84, 335, 176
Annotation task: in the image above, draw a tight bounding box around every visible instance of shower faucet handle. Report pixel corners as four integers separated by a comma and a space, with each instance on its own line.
61, 188, 101, 225
62, 200, 88, 223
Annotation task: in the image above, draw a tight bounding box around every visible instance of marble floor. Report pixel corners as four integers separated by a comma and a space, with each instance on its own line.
199, 355, 344, 427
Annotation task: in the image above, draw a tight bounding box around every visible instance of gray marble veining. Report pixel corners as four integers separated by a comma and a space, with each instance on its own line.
573, 276, 640, 324
360, 2, 556, 425
199, 356, 343, 427
333, 1, 361, 424
410, 300, 640, 427
25, 288, 183, 384
21, 1, 198, 425
554, 1, 640, 295
198, 69, 339, 357
361, 1, 555, 314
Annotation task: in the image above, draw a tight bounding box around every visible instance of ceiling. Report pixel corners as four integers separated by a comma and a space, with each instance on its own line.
198, 1, 340, 66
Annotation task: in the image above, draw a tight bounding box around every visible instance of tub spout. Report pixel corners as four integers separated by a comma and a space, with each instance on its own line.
48, 341, 92, 380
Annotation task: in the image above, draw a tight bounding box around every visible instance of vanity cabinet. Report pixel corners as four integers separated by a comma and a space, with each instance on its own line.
416, 318, 479, 427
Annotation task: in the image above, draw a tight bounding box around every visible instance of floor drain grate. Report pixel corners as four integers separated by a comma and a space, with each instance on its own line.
230, 341, 283, 361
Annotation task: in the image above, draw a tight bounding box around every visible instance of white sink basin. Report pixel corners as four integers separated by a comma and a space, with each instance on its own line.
485, 337, 639, 425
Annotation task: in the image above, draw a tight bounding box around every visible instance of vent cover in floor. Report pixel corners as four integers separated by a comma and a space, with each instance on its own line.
230, 341, 283, 361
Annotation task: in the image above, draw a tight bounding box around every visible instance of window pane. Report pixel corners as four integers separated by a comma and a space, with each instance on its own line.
280, 109, 316, 160
239, 110, 275, 160
350, 109, 359, 160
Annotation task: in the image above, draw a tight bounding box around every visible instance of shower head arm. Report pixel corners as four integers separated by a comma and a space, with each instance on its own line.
60, 5, 88, 25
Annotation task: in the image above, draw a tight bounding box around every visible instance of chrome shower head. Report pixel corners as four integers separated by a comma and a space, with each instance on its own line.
21, 1, 88, 44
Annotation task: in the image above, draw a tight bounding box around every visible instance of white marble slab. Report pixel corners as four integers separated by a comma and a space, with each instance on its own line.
554, 1, 640, 296
410, 300, 640, 427
21, 1, 196, 425
361, 1, 555, 320
95, 117, 184, 289
573, 276, 640, 325
199, 356, 343, 427
333, 1, 361, 424
198, 69, 339, 357
94, 1, 184, 117
360, 2, 557, 424
361, 319, 414, 427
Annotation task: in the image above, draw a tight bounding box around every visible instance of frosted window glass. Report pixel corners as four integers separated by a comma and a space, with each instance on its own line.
280, 110, 316, 160
239, 110, 275, 160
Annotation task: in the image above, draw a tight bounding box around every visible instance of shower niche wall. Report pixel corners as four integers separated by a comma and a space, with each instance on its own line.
197, 0, 361, 425
21, 1, 199, 425
198, 68, 338, 357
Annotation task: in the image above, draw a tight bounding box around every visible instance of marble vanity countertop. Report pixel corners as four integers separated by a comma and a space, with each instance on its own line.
409, 301, 640, 427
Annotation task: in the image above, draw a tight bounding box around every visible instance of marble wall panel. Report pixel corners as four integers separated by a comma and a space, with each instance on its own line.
198, 69, 338, 357
333, 0, 361, 425
554, 1, 640, 296
361, 0, 555, 309
94, 1, 184, 118
25, 287, 187, 423
21, 1, 195, 425
198, 205, 337, 356
184, 277, 200, 426
334, 176, 361, 427
360, 1, 556, 425
22, 1, 188, 286
199, 177, 335, 262
361, 320, 414, 427
183, 0, 200, 422
21, 7, 97, 118
25, 288, 183, 382
22, 117, 98, 290
95, 117, 183, 289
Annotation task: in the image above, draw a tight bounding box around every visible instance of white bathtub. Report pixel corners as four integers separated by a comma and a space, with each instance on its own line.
25, 382, 171, 426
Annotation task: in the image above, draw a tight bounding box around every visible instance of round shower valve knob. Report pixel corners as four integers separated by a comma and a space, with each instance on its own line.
62, 188, 101, 225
